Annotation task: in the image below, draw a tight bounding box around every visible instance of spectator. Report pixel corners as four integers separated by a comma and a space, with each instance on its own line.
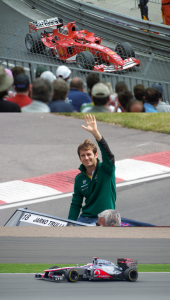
49, 78, 74, 112
87, 83, 111, 112
81, 73, 100, 112
117, 90, 134, 112
11, 66, 25, 81
126, 99, 145, 112
96, 210, 121, 226
144, 88, 159, 112
139, 0, 149, 20
162, 0, 170, 26
133, 84, 145, 102
66, 77, 92, 111
35, 66, 48, 78
115, 81, 128, 94
86, 72, 100, 97
56, 65, 71, 82
3, 68, 15, 99
0, 66, 20, 112
22, 78, 52, 112
40, 71, 56, 83
6, 74, 32, 108
152, 83, 170, 113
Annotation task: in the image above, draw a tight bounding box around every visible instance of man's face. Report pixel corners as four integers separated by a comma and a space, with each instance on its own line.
79, 148, 98, 168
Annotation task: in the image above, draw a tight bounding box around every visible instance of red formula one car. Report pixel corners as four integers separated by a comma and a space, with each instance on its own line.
35, 257, 138, 282
25, 17, 140, 72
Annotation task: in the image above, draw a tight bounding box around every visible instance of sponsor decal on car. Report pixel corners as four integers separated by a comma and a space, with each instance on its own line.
58, 48, 64, 55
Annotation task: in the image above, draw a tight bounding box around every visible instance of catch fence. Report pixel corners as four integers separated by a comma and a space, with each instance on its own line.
1, 56, 170, 103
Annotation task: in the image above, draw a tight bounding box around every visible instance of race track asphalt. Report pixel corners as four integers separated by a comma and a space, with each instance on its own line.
0, 273, 170, 300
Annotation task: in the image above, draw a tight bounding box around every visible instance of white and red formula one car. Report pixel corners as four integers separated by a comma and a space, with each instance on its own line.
25, 17, 140, 73
35, 257, 138, 282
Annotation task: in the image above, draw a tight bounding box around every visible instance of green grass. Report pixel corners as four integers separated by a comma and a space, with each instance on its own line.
54, 113, 170, 134
0, 264, 170, 273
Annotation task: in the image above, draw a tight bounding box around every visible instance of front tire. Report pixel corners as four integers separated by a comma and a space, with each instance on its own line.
65, 269, 79, 282
76, 51, 95, 70
115, 42, 135, 59
124, 268, 138, 282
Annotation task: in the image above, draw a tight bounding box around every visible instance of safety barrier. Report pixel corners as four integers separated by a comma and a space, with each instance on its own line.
23, 0, 170, 58
1, 57, 170, 103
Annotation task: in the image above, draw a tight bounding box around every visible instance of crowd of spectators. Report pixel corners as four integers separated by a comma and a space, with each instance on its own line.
0, 64, 169, 113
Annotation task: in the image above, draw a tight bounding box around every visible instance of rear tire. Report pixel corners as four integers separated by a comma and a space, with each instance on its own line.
76, 51, 95, 70
124, 268, 138, 282
65, 269, 79, 282
25, 33, 44, 54
115, 42, 135, 59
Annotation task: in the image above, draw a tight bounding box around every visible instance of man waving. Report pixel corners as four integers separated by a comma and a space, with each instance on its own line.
68, 115, 116, 225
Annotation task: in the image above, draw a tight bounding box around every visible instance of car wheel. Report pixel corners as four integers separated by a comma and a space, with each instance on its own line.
123, 42, 135, 58
65, 269, 79, 282
124, 268, 138, 282
76, 51, 95, 70
25, 33, 44, 54
44, 47, 54, 57
115, 42, 134, 60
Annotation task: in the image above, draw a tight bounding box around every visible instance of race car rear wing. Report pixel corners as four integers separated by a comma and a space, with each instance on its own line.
29, 17, 64, 33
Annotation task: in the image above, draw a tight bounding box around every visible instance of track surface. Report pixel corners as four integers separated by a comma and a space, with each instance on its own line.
0, 273, 170, 300
0, 236, 170, 264
0, 0, 170, 83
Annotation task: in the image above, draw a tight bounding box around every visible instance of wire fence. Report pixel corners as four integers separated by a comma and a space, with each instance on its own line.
1, 56, 170, 104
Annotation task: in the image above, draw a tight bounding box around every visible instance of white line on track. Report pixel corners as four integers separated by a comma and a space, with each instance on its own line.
1, 173, 170, 210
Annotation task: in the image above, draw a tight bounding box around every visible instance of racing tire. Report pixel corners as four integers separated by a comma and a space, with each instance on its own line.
25, 33, 44, 54
65, 269, 79, 282
123, 42, 135, 58
124, 268, 138, 282
76, 51, 95, 70
115, 42, 134, 60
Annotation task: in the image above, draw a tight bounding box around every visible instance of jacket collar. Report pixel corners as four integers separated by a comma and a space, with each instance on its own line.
78, 158, 100, 173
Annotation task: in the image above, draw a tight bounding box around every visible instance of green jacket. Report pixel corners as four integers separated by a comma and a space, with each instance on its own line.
68, 137, 116, 220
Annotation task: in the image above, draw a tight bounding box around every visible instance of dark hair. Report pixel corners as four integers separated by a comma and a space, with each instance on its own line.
77, 139, 97, 157
86, 73, 100, 96
133, 84, 145, 101
115, 81, 128, 94
118, 90, 133, 111
11, 66, 25, 81
70, 77, 84, 90
93, 96, 109, 106
144, 88, 160, 105
53, 78, 69, 101
32, 78, 53, 103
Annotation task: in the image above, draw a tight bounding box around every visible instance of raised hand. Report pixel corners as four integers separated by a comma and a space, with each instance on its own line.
81, 114, 102, 141
81, 114, 97, 133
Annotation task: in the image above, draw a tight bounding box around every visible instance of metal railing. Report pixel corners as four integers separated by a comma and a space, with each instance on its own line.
1, 57, 170, 103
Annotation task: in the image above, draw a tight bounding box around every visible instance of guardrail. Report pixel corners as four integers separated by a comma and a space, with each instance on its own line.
23, 0, 170, 58
1, 57, 170, 103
